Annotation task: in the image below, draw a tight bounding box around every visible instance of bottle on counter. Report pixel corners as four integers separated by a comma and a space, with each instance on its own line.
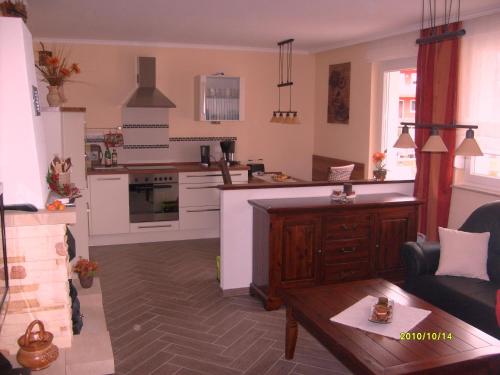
104, 147, 112, 167
112, 149, 118, 166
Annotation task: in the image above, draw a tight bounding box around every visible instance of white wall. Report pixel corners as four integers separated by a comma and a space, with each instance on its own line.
448, 185, 500, 228
220, 182, 414, 291
0, 18, 48, 208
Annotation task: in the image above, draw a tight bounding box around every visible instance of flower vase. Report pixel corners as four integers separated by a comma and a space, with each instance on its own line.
78, 274, 94, 289
46, 85, 61, 107
58, 85, 68, 103
373, 169, 387, 181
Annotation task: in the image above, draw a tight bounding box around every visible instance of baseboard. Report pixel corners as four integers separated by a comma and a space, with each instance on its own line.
220, 286, 249, 297
89, 228, 219, 246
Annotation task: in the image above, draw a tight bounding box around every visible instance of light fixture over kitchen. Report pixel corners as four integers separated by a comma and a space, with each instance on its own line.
394, 122, 483, 156
270, 39, 299, 124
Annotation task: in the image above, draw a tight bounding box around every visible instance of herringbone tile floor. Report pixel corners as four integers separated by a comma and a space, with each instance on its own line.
91, 239, 351, 375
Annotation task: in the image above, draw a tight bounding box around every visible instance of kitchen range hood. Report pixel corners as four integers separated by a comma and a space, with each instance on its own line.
126, 56, 176, 108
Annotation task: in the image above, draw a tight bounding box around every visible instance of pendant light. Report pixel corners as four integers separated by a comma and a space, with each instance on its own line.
421, 127, 448, 152
394, 122, 483, 156
393, 125, 417, 149
455, 128, 483, 156
270, 39, 299, 124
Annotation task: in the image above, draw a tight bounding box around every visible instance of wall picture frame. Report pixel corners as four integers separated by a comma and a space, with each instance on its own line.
327, 62, 351, 124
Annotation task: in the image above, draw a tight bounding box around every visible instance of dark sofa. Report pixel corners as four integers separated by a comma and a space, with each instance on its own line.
401, 201, 500, 339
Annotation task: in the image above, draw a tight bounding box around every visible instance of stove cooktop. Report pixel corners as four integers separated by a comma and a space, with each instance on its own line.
126, 165, 177, 170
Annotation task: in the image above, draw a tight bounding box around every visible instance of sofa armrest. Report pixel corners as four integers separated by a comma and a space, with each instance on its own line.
401, 241, 441, 278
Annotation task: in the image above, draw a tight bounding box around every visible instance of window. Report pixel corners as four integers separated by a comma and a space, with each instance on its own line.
381, 67, 417, 180
458, 16, 500, 190
410, 99, 416, 113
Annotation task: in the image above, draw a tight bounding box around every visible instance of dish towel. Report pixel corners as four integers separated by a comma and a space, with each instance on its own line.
496, 290, 500, 327
330, 295, 431, 340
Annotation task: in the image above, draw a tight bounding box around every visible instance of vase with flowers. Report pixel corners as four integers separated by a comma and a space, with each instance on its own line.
73, 257, 98, 289
372, 151, 387, 181
35, 43, 81, 106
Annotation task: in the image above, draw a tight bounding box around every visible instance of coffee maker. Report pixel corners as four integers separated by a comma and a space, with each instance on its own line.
200, 145, 211, 166
220, 140, 236, 165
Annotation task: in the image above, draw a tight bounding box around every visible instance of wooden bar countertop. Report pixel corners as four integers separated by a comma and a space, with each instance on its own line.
248, 193, 422, 213
87, 162, 249, 175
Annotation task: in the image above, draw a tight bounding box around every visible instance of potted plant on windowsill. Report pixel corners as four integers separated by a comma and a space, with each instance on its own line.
372, 151, 387, 181
73, 257, 98, 289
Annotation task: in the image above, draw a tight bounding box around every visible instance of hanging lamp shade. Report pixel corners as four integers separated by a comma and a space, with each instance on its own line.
393, 125, 417, 148
284, 113, 294, 124
455, 129, 483, 156
291, 113, 300, 124
270, 112, 279, 123
422, 128, 448, 152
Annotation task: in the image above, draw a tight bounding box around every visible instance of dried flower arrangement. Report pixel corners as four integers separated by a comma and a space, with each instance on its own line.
35, 43, 81, 87
73, 257, 98, 277
0, 0, 27, 22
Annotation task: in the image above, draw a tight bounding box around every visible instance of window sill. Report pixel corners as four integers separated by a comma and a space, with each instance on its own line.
452, 183, 500, 198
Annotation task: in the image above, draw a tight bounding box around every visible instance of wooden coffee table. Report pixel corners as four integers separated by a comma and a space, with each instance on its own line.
281, 279, 500, 374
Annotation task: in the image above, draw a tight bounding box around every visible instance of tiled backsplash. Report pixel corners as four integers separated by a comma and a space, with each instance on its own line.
85, 133, 237, 164
85, 105, 238, 164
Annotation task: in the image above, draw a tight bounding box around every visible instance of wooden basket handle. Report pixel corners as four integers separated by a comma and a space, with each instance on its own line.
23, 320, 46, 345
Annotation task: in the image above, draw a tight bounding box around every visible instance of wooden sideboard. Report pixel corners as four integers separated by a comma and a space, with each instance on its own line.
248, 193, 422, 310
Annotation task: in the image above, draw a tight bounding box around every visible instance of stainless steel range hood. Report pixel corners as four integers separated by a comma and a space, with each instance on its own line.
126, 57, 176, 108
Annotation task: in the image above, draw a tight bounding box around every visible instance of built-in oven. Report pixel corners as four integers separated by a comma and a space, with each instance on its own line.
129, 172, 179, 223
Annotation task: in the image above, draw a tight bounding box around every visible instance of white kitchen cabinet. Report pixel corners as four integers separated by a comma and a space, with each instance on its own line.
88, 174, 130, 235
179, 171, 247, 184
68, 188, 89, 259
179, 170, 247, 231
195, 75, 245, 122
180, 206, 220, 230
42, 109, 87, 189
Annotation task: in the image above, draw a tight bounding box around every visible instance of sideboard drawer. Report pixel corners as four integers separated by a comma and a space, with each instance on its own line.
323, 237, 370, 262
321, 260, 370, 284
324, 214, 373, 239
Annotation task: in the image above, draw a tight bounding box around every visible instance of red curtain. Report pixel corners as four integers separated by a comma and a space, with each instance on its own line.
414, 22, 461, 240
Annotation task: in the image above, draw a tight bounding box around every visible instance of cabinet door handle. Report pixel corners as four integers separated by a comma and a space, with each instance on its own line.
340, 270, 356, 278
340, 247, 356, 253
186, 186, 218, 190
186, 208, 220, 213
186, 174, 222, 178
97, 177, 121, 181
137, 224, 172, 229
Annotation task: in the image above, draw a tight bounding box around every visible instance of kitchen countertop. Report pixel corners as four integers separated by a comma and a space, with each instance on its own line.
87, 162, 249, 175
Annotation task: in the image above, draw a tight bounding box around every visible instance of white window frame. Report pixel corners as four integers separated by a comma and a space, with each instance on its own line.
377, 57, 417, 180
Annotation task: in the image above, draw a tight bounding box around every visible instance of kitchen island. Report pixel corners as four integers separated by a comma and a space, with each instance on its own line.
218, 179, 415, 294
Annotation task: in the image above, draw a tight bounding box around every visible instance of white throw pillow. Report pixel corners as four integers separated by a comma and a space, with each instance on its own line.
435, 227, 490, 281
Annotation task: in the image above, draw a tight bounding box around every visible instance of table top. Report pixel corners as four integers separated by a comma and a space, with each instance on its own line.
280, 279, 500, 375
249, 193, 422, 213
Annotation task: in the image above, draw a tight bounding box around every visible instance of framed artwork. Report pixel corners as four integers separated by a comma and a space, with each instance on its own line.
327, 62, 351, 124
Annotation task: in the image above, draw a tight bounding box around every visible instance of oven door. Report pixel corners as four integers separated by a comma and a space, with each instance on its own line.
129, 183, 179, 223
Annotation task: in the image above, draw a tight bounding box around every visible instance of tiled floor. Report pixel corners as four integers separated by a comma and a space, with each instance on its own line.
91, 239, 351, 375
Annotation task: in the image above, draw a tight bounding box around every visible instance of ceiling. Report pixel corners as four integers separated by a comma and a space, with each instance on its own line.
27, 0, 500, 52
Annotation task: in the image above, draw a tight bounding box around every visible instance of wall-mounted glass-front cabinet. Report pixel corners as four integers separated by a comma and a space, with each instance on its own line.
195, 75, 245, 122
